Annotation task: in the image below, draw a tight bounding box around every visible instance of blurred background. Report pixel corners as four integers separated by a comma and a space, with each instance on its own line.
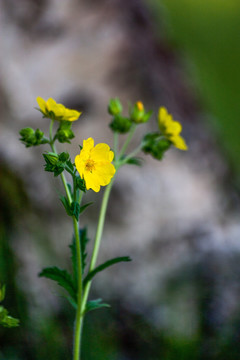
1, 0, 240, 359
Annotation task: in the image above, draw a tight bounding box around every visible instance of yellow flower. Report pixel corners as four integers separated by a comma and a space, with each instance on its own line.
75, 138, 116, 192
36, 97, 82, 121
158, 107, 188, 151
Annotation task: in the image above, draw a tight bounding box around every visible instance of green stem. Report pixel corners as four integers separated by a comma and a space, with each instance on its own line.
121, 144, 142, 164
73, 216, 83, 360
81, 179, 114, 314
113, 132, 119, 159
48, 119, 83, 359
119, 124, 137, 158
49, 120, 72, 204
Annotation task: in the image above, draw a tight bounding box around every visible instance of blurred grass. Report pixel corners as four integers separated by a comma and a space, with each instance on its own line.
148, 0, 240, 186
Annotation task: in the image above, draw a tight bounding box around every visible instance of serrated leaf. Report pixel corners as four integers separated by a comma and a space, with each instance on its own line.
39, 266, 77, 302
69, 237, 78, 286
80, 228, 89, 275
80, 202, 93, 215
70, 227, 89, 288
71, 201, 80, 220
83, 256, 131, 287
84, 299, 110, 315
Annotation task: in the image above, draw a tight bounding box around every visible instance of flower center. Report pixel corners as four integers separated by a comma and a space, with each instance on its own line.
85, 159, 95, 172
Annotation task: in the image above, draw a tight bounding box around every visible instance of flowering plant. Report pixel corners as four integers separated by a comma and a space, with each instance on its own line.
17, 97, 187, 359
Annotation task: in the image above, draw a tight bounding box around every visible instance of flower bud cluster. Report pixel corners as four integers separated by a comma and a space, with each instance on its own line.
19, 127, 48, 147
108, 98, 152, 134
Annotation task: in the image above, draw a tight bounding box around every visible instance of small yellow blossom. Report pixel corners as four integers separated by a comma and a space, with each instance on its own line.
158, 107, 188, 151
36, 97, 82, 122
75, 138, 116, 192
136, 101, 144, 111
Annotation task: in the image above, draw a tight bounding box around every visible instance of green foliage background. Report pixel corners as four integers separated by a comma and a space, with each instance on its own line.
150, 0, 240, 185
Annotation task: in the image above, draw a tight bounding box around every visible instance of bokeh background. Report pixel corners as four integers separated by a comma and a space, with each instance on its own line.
1, 0, 240, 359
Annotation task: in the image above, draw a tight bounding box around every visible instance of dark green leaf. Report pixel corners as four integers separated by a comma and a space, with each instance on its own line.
80, 228, 89, 275
71, 201, 80, 220
84, 256, 131, 287
39, 266, 77, 302
58, 152, 70, 162
60, 196, 72, 216
80, 202, 93, 215
84, 299, 110, 315
69, 238, 78, 286
75, 176, 86, 192
125, 157, 143, 166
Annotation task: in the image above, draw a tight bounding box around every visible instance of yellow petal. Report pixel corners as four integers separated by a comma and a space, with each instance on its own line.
75, 154, 85, 177
64, 109, 82, 121
91, 143, 112, 161
83, 138, 94, 152
84, 171, 101, 192
170, 135, 188, 151
166, 120, 182, 136
36, 97, 47, 113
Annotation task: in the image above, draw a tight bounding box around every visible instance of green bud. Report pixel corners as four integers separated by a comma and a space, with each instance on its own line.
109, 115, 132, 133
55, 121, 74, 144
43, 152, 58, 165
19, 127, 35, 137
130, 102, 152, 124
108, 98, 122, 116
19, 127, 48, 147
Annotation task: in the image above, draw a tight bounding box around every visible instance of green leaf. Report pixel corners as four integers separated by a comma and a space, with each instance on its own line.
69, 238, 78, 286
125, 157, 143, 166
84, 256, 131, 287
71, 201, 80, 220
0, 306, 19, 328
70, 227, 89, 287
80, 228, 89, 275
39, 266, 77, 302
60, 195, 72, 216
80, 202, 93, 215
84, 299, 110, 315
75, 176, 86, 192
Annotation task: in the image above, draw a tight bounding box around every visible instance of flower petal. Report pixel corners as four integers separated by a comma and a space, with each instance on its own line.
36, 97, 47, 113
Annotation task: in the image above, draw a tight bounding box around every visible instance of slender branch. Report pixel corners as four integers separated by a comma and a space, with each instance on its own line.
48, 119, 83, 359
81, 179, 114, 314
73, 216, 83, 360
113, 132, 119, 160
119, 124, 137, 158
